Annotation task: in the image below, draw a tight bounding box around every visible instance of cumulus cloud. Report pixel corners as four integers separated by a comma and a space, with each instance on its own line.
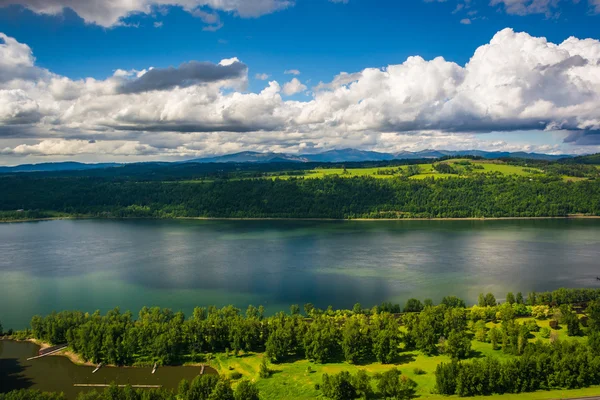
255, 73, 270, 80
282, 78, 307, 96
117, 60, 248, 94
1, 28, 600, 161
284, 69, 301, 75
0, 0, 294, 28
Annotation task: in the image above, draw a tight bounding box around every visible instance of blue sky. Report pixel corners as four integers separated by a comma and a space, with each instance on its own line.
0, 0, 599, 163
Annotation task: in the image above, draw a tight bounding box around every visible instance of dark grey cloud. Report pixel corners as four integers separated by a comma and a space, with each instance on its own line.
564, 130, 600, 145
117, 60, 248, 94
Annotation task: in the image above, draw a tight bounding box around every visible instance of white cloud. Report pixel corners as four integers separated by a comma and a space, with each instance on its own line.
2, 28, 600, 161
282, 78, 307, 96
284, 69, 301, 75
153, 21, 163, 28
255, 73, 270, 80
0, 0, 294, 28
460, 18, 471, 24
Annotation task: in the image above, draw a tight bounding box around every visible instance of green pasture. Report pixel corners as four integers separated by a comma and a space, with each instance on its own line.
206, 316, 596, 400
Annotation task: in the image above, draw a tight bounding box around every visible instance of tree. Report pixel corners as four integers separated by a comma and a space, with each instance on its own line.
586, 300, 600, 332
0, 319, 3, 336
178, 380, 190, 399
559, 305, 582, 336
303, 317, 339, 363
516, 292, 524, 304
440, 296, 466, 308
207, 379, 234, 400
258, 358, 271, 378
403, 299, 423, 313
352, 370, 373, 400
303, 303, 315, 317
342, 317, 371, 364
443, 308, 467, 336
444, 330, 471, 360
496, 302, 516, 322
478, 293, 486, 307
377, 369, 417, 400
396, 376, 418, 400
290, 305, 300, 316
373, 327, 399, 364
353, 303, 363, 315
233, 381, 259, 400
527, 292, 537, 306
488, 327, 501, 350
321, 371, 358, 400
189, 375, 219, 400
506, 292, 515, 305
473, 320, 487, 342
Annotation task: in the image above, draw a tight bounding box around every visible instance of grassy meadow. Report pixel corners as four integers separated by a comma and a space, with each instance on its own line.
205, 316, 599, 400
265, 159, 548, 181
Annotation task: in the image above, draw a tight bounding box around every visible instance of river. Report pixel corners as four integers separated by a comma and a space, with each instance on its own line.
1, 219, 600, 329
0, 340, 216, 397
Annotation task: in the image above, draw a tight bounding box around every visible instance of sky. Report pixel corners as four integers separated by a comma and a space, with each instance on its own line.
0, 0, 600, 164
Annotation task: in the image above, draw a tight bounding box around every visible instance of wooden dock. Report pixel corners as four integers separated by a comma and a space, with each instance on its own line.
74, 384, 162, 389
27, 346, 67, 361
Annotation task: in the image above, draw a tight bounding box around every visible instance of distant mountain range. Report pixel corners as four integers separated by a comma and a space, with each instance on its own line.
184, 148, 572, 164
0, 162, 122, 173
0, 149, 573, 172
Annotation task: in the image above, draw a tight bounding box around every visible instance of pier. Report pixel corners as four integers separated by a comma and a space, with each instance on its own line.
27, 346, 68, 361
74, 384, 162, 389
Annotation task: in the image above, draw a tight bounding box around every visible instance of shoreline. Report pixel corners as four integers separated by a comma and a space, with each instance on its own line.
2, 215, 600, 224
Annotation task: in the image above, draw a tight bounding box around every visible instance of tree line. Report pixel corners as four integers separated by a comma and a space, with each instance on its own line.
1, 174, 599, 219
14, 288, 600, 368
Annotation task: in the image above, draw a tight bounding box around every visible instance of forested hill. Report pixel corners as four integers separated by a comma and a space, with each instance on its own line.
1, 174, 599, 220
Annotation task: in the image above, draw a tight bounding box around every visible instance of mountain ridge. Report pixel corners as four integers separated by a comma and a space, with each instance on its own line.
0, 149, 575, 172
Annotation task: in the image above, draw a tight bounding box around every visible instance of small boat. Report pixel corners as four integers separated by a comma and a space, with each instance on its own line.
152, 363, 157, 374
92, 363, 102, 373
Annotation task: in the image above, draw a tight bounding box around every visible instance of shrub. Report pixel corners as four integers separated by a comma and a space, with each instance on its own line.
532, 305, 551, 320
525, 320, 540, 332
413, 367, 426, 375
549, 320, 559, 330
540, 327, 551, 338
229, 371, 242, 380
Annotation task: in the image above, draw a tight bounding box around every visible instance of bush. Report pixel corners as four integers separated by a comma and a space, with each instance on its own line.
549, 320, 559, 330
532, 305, 551, 319
413, 367, 426, 375
229, 371, 242, 380
540, 327, 551, 338
524, 320, 540, 332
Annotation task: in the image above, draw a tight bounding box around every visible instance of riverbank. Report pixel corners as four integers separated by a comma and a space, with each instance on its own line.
2, 214, 600, 224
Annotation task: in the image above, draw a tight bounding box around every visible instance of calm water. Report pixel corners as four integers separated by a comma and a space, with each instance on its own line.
0, 340, 216, 397
1, 219, 600, 329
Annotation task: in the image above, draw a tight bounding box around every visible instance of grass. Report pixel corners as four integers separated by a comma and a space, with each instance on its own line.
160, 159, 597, 184
263, 159, 547, 181
206, 316, 597, 400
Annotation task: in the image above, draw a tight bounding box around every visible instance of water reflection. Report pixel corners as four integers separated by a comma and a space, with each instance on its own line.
1, 219, 600, 329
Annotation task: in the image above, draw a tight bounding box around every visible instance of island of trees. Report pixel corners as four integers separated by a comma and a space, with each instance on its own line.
3, 287, 600, 400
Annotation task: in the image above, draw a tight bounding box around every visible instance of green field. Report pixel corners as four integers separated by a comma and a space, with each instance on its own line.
266, 159, 547, 181
206, 316, 597, 400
